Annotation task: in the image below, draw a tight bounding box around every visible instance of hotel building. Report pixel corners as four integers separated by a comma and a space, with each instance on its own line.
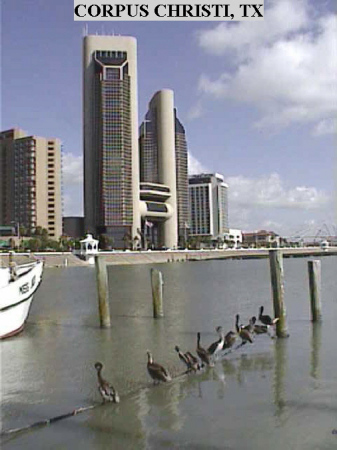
0, 128, 62, 239
174, 110, 189, 246
83, 35, 140, 248
139, 90, 189, 249
0, 128, 26, 225
189, 173, 229, 240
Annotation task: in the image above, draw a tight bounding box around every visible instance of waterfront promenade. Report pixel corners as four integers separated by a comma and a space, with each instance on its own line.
0, 247, 336, 268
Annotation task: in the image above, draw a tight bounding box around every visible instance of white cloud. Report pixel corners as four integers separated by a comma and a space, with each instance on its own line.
62, 152, 83, 216
63, 192, 82, 217
227, 172, 332, 234
62, 152, 83, 186
187, 101, 204, 121
197, 1, 337, 134
228, 173, 330, 210
198, 0, 309, 57
188, 152, 209, 174
312, 118, 337, 136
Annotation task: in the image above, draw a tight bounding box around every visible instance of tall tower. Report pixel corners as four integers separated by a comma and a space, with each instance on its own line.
139, 90, 188, 248
83, 35, 140, 247
189, 173, 229, 240
174, 110, 189, 246
0, 128, 26, 225
139, 90, 179, 249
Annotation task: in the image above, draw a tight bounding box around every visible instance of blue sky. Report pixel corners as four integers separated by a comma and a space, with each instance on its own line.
2, 0, 336, 237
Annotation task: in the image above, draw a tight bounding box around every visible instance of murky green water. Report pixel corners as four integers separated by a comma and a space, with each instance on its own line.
1, 256, 337, 449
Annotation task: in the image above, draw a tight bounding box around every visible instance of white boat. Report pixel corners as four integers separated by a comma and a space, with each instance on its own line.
0, 260, 44, 339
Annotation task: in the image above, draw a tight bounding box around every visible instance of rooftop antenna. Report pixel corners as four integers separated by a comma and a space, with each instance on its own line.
82, 24, 89, 36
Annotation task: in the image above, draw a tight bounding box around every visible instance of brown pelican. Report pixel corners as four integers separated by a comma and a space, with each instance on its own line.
185, 351, 202, 371
94, 362, 120, 403
251, 316, 268, 334
197, 332, 214, 367
208, 326, 225, 359
236, 315, 253, 346
147, 351, 172, 383
259, 306, 279, 326
222, 331, 237, 350
175, 346, 192, 371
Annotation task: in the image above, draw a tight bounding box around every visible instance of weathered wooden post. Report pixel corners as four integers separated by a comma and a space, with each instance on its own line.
95, 256, 111, 328
269, 249, 288, 338
151, 268, 164, 318
273, 339, 287, 415
308, 260, 322, 322
311, 322, 322, 379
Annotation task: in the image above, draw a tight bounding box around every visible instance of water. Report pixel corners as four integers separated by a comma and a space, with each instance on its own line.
1, 256, 337, 449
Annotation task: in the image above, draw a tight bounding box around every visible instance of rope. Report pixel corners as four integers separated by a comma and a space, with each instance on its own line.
0, 405, 97, 437
0, 370, 191, 437
0, 343, 249, 437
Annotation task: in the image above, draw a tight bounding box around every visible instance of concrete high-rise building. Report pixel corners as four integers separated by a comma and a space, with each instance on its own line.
139, 90, 188, 248
83, 35, 140, 248
63, 216, 85, 239
0, 128, 62, 238
0, 128, 26, 225
189, 173, 229, 239
174, 110, 189, 246
139, 90, 190, 249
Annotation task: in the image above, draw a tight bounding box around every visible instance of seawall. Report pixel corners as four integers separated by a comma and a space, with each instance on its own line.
1, 247, 336, 268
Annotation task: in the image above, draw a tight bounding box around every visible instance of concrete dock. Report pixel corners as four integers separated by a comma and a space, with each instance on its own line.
0, 247, 336, 268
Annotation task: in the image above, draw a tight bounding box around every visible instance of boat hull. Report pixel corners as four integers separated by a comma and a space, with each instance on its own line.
0, 296, 34, 338
0, 261, 43, 339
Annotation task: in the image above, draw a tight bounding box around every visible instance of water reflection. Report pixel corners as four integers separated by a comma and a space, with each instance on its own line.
139, 381, 186, 434
310, 322, 322, 381
273, 339, 288, 420
3, 258, 337, 450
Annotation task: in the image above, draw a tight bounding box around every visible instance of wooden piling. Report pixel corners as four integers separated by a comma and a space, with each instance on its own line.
308, 260, 322, 322
151, 268, 164, 318
95, 256, 111, 328
269, 250, 288, 338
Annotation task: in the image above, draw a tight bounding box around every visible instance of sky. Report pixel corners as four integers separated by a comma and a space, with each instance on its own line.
2, 0, 336, 237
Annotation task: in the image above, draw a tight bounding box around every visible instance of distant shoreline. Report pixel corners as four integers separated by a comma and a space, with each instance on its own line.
1, 247, 336, 268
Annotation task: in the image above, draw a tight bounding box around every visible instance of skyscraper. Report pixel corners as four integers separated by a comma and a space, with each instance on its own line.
189, 173, 229, 240
139, 90, 189, 248
0, 128, 26, 225
83, 35, 140, 248
0, 128, 62, 238
174, 110, 189, 246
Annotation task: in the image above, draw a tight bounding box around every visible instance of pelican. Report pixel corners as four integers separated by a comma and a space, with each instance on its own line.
251, 316, 268, 334
222, 331, 237, 350
185, 351, 202, 371
197, 332, 214, 367
259, 306, 279, 325
94, 362, 120, 403
147, 351, 172, 383
175, 346, 192, 371
208, 326, 225, 359
243, 317, 255, 334
236, 315, 253, 346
